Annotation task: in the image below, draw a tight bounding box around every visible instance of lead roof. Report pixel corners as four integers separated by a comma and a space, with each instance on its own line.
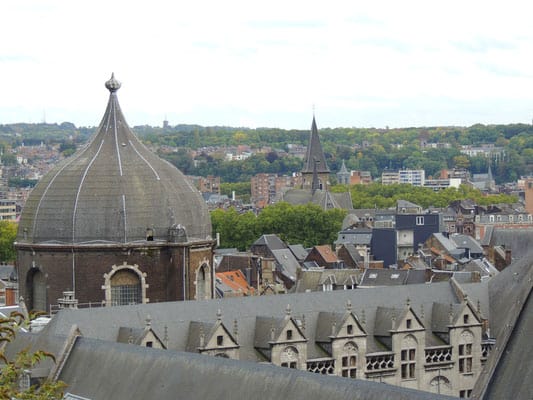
17, 74, 211, 244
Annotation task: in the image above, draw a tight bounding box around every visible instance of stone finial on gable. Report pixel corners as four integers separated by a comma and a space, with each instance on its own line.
233, 318, 239, 342
217, 309, 222, 321
449, 303, 454, 324
285, 304, 292, 317
145, 314, 152, 328
346, 299, 352, 312
301, 314, 306, 333
199, 324, 205, 348
361, 309, 366, 327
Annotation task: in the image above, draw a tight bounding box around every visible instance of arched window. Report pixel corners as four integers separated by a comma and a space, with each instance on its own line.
196, 264, 209, 300
103, 263, 148, 307
401, 334, 417, 380
28, 269, 46, 312
111, 270, 141, 306
341, 342, 358, 378
280, 346, 299, 369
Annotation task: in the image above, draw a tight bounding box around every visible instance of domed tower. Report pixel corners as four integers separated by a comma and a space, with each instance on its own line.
15, 74, 216, 312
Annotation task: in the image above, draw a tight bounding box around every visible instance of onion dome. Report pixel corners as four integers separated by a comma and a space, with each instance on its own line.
17, 74, 211, 244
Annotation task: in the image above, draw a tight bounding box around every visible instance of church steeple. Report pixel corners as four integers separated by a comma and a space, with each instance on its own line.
301, 116, 330, 191
302, 116, 330, 174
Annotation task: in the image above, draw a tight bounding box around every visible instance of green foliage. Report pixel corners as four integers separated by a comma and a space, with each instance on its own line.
8, 178, 38, 188
211, 202, 346, 250
0, 221, 17, 262
1, 121, 532, 184
220, 182, 251, 203
337, 183, 517, 209
0, 312, 66, 399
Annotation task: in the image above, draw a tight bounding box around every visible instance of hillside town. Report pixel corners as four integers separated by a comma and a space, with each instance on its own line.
0, 75, 531, 400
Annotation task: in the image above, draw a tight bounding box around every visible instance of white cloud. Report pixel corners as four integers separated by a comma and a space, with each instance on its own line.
2, 0, 533, 128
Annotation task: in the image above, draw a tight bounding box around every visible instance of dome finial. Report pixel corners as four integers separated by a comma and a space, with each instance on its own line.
105, 73, 121, 93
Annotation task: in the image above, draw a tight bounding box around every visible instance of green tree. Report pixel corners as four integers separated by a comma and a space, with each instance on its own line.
0, 221, 17, 262
0, 312, 66, 399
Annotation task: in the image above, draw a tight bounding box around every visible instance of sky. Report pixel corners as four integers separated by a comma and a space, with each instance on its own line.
2, 0, 533, 130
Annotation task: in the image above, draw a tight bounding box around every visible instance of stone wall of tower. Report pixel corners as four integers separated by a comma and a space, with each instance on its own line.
301, 172, 330, 191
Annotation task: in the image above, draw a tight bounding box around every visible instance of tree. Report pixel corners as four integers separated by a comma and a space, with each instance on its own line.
0, 221, 17, 262
0, 312, 66, 398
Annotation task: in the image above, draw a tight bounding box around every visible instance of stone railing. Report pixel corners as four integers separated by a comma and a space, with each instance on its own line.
307, 358, 335, 375
425, 345, 453, 366
481, 339, 496, 363
366, 352, 395, 372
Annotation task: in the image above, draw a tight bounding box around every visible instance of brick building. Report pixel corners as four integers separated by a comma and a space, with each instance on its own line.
15, 75, 216, 311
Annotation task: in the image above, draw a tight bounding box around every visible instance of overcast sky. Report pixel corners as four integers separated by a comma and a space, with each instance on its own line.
2, 1, 533, 129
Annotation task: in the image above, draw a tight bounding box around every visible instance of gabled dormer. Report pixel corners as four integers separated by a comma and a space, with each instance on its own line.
254, 305, 307, 369
374, 300, 425, 350
116, 316, 166, 349
315, 300, 366, 355
187, 310, 239, 359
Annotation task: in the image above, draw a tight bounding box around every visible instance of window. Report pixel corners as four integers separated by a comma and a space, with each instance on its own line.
401, 335, 417, 380
347, 324, 353, 335
406, 319, 412, 329
459, 330, 473, 374
341, 355, 357, 378
459, 343, 473, 373
110, 270, 141, 306
416, 216, 424, 225
341, 342, 358, 378
286, 329, 293, 340
459, 389, 472, 398
281, 362, 297, 369
463, 314, 469, 324
146, 341, 153, 348
217, 335, 224, 346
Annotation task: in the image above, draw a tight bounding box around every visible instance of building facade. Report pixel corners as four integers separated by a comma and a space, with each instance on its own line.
15, 75, 216, 311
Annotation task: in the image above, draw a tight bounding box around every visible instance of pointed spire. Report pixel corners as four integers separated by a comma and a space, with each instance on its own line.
361, 309, 366, 327
164, 325, 169, 349
420, 304, 425, 320
285, 304, 292, 317
301, 314, 306, 333
302, 115, 330, 174
217, 309, 222, 321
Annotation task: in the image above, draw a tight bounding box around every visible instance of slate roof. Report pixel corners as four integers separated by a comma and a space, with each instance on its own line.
253, 234, 287, 250
301, 117, 330, 174
359, 269, 426, 287
16, 75, 211, 244
281, 189, 353, 210
483, 226, 533, 260
52, 336, 454, 400
40, 279, 489, 363
450, 234, 484, 254
288, 244, 308, 261
271, 248, 301, 281
472, 249, 533, 399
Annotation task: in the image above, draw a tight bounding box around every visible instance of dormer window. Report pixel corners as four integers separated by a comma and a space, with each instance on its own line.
286, 329, 293, 340
217, 335, 224, 346
146, 341, 153, 348
406, 319, 412, 329
347, 324, 353, 335
463, 314, 469, 324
